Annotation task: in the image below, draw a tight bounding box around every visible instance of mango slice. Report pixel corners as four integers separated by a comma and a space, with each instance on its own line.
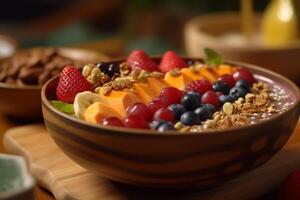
164, 72, 192, 90
180, 68, 203, 80
99, 90, 140, 118
215, 64, 236, 76
133, 82, 157, 104
84, 102, 122, 124
147, 77, 169, 96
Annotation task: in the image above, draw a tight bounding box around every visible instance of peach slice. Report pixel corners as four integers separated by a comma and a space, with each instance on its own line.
84, 102, 122, 124
99, 90, 140, 118
164, 72, 192, 90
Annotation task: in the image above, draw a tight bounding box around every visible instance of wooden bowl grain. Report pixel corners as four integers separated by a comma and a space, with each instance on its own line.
42, 58, 300, 188
184, 12, 300, 85
0, 47, 109, 119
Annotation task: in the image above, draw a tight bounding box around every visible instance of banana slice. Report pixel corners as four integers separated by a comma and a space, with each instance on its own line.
74, 91, 100, 119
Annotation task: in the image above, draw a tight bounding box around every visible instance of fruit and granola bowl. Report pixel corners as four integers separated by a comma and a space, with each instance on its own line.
42, 49, 300, 188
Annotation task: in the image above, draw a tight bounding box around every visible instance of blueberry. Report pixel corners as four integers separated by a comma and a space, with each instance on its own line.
212, 80, 230, 94
150, 120, 167, 130
219, 95, 235, 105
157, 122, 175, 132
194, 104, 217, 121
97, 62, 119, 77
235, 80, 251, 92
107, 63, 120, 77
168, 104, 186, 120
180, 111, 200, 125
181, 92, 201, 111
229, 86, 247, 100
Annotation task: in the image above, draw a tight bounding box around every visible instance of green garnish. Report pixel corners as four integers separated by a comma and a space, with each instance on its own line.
204, 48, 223, 67
51, 101, 74, 114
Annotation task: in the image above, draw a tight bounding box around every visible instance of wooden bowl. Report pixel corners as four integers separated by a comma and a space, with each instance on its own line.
0, 47, 109, 119
184, 12, 300, 85
42, 58, 300, 188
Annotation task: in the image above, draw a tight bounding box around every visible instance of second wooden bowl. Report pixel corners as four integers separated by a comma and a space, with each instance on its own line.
0, 47, 109, 119
184, 12, 300, 85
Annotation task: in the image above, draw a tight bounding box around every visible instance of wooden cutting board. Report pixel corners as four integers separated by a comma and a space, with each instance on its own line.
2, 123, 300, 200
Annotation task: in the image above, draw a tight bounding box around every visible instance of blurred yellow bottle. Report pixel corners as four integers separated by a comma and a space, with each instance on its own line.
261, 0, 298, 47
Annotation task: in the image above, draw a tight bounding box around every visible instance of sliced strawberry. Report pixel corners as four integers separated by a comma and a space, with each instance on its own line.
280, 170, 300, 200
159, 50, 188, 73
56, 66, 93, 103
126, 50, 158, 72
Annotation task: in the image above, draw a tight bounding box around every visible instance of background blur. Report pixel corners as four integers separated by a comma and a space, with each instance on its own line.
0, 0, 294, 57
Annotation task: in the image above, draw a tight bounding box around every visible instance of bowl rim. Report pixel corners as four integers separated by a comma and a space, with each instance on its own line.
0, 47, 109, 90
185, 11, 300, 52
41, 57, 300, 137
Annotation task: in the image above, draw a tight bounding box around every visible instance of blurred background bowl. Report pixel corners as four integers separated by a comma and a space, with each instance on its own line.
0, 34, 18, 59
0, 47, 109, 119
42, 58, 300, 188
184, 12, 300, 85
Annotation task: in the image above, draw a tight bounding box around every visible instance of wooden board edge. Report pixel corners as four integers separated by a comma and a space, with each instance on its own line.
2, 125, 74, 200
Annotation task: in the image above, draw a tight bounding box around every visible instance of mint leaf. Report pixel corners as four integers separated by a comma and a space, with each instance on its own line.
51, 101, 74, 114
204, 48, 223, 67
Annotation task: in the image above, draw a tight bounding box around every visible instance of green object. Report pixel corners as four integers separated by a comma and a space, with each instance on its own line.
204, 48, 223, 67
51, 101, 74, 114
0, 159, 23, 193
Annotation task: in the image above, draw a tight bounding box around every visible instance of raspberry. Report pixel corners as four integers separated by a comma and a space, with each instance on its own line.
184, 79, 212, 95
153, 107, 175, 122
233, 69, 255, 85
218, 74, 236, 88
126, 50, 158, 72
201, 91, 220, 107
159, 87, 183, 106
126, 103, 151, 121
100, 117, 124, 127
56, 66, 93, 103
159, 50, 188, 73
124, 115, 149, 129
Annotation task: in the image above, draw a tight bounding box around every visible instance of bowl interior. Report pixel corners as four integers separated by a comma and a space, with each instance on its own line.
42, 57, 300, 135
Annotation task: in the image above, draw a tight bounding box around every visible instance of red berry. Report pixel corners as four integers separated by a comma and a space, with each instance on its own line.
159, 51, 188, 73
215, 91, 223, 97
126, 50, 158, 72
280, 170, 300, 200
201, 91, 220, 107
101, 117, 124, 127
218, 74, 235, 88
56, 66, 93, 103
126, 103, 151, 121
184, 79, 212, 95
233, 69, 255, 85
147, 99, 165, 118
124, 115, 149, 129
159, 87, 183, 106
153, 107, 175, 122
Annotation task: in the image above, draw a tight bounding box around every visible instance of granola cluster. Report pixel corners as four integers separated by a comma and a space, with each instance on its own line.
98, 69, 164, 95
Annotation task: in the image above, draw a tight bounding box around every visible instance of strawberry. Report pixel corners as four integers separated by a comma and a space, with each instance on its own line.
56, 66, 93, 103
184, 79, 212, 95
159, 50, 188, 73
126, 50, 158, 72
280, 170, 300, 200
